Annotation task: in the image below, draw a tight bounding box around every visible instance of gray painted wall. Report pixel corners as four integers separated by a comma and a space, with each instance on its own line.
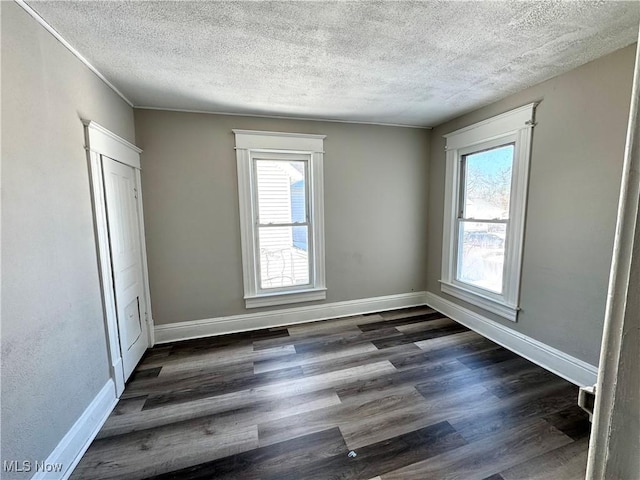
1, 3, 135, 476
427, 44, 637, 366
134, 111, 430, 325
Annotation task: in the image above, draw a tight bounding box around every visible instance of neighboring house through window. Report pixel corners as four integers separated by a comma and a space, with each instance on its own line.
234, 129, 326, 308
290, 179, 307, 251
440, 103, 536, 321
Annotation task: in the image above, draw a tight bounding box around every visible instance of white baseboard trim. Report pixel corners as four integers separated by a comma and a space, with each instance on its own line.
111, 358, 125, 397
33, 379, 118, 480
425, 292, 598, 387
155, 292, 428, 344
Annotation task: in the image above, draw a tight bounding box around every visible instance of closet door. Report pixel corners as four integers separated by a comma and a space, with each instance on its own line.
102, 155, 148, 380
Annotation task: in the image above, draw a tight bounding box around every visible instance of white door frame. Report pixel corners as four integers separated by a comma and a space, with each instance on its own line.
84, 120, 154, 397
586, 32, 640, 478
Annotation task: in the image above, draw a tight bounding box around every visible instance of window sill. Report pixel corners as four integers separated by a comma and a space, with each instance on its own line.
245, 288, 327, 309
439, 281, 518, 322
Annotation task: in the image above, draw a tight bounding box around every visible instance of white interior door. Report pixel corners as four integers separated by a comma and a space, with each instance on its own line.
102, 155, 149, 380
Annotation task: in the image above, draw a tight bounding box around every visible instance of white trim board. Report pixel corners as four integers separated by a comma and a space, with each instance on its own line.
440, 103, 536, 322
155, 292, 429, 344
234, 130, 327, 309
33, 380, 118, 480
84, 120, 142, 168
135, 106, 433, 130
425, 292, 598, 387
85, 121, 153, 394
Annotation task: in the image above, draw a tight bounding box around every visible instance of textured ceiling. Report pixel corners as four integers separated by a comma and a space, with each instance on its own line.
27, 1, 640, 127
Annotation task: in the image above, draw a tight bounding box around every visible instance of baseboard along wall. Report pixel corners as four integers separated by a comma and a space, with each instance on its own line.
32, 380, 118, 480
155, 290, 597, 387
154, 292, 429, 344
425, 292, 598, 387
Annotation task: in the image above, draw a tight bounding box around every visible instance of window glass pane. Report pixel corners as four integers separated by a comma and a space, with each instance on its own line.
463, 144, 513, 220
256, 160, 306, 225
292, 225, 308, 251
457, 221, 506, 293
259, 226, 309, 289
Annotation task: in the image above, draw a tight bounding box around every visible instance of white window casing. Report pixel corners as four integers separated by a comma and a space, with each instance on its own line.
440, 103, 537, 321
234, 129, 326, 308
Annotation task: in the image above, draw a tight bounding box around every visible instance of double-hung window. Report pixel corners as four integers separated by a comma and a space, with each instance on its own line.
440, 104, 536, 321
234, 130, 326, 308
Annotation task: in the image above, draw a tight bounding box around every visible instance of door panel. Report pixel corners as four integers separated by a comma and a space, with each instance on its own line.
123, 297, 142, 350
102, 156, 148, 380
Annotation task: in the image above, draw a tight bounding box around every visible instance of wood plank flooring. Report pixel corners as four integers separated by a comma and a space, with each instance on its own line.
71, 307, 590, 479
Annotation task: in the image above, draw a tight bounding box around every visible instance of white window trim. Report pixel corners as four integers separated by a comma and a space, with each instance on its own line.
234, 129, 326, 309
440, 103, 537, 322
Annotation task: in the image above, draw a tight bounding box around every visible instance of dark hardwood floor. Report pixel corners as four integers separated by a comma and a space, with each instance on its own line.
71, 307, 591, 479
